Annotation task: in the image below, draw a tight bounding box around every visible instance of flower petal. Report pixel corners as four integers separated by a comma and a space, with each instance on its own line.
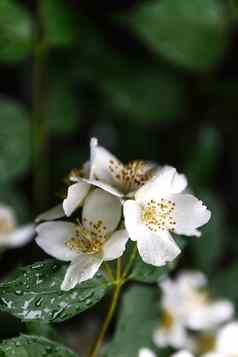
0, 224, 34, 247
63, 181, 90, 217
137, 228, 181, 266
153, 322, 188, 349
61, 255, 103, 291
83, 178, 123, 197
103, 229, 129, 261
123, 200, 143, 241
82, 189, 121, 234
35, 204, 65, 223
171, 351, 195, 357
135, 166, 187, 205
139, 348, 156, 357
89, 137, 98, 179
187, 300, 234, 331
171, 194, 211, 237
36, 221, 77, 261
216, 322, 238, 355
92, 145, 123, 186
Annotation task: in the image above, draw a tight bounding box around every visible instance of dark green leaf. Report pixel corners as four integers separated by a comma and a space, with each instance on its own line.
25, 321, 61, 342
0, 334, 76, 357
130, 255, 168, 284
0, 0, 32, 63
211, 262, 238, 308
106, 285, 158, 357
43, 0, 79, 48
0, 260, 111, 323
100, 65, 186, 123
48, 80, 80, 134
190, 192, 227, 274
0, 99, 30, 182
123, 0, 230, 70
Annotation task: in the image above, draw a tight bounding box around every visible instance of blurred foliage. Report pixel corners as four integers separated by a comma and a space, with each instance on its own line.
0, 0, 238, 353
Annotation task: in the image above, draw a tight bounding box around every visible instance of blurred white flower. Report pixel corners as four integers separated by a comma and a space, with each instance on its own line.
203, 322, 238, 357
36, 189, 128, 291
153, 272, 234, 350
72, 137, 157, 199
138, 348, 157, 357
124, 166, 211, 266
170, 351, 194, 357
0, 204, 34, 248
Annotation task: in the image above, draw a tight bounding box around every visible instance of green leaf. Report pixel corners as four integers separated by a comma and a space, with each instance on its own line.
123, 0, 230, 70
211, 262, 238, 308
186, 126, 222, 187
0, 99, 30, 182
48, 80, 80, 134
0, 260, 111, 323
100, 65, 186, 123
190, 192, 227, 274
43, 0, 79, 48
0, 0, 32, 63
130, 255, 168, 284
0, 334, 76, 357
25, 321, 61, 342
106, 285, 158, 357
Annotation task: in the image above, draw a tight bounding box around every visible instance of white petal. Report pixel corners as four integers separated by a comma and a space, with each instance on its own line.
123, 200, 143, 241
82, 189, 121, 234
137, 228, 181, 266
92, 145, 122, 185
63, 181, 90, 217
89, 137, 98, 179
171, 194, 211, 237
36, 221, 77, 261
153, 322, 187, 349
83, 178, 123, 197
187, 300, 234, 331
103, 229, 129, 261
138, 348, 156, 357
216, 322, 238, 355
35, 204, 65, 222
170, 351, 195, 357
135, 166, 187, 205
177, 271, 207, 290
61, 255, 103, 291
0, 224, 34, 247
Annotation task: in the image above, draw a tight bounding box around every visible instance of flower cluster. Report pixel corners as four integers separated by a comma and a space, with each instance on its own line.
139, 271, 238, 357
35, 138, 211, 290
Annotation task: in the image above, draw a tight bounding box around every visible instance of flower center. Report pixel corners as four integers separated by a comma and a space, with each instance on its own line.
0, 217, 15, 235
196, 334, 216, 354
142, 199, 176, 233
161, 310, 174, 329
65, 219, 107, 255
108, 160, 154, 193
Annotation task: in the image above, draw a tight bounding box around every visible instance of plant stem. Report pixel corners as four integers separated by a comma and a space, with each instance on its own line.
89, 259, 122, 357
102, 262, 114, 281
122, 244, 138, 279
32, 2, 50, 213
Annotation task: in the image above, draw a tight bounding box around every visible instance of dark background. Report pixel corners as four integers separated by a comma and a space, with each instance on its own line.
0, 0, 238, 354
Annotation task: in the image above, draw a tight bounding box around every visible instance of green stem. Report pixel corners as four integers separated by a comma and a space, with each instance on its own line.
32, 2, 50, 213
122, 244, 138, 279
89, 259, 122, 357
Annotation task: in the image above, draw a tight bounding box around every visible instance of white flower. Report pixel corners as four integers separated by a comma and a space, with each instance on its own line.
123, 166, 211, 266
153, 272, 234, 350
170, 351, 195, 357
0, 204, 34, 248
203, 322, 238, 357
72, 137, 157, 199
138, 348, 157, 357
36, 189, 129, 291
